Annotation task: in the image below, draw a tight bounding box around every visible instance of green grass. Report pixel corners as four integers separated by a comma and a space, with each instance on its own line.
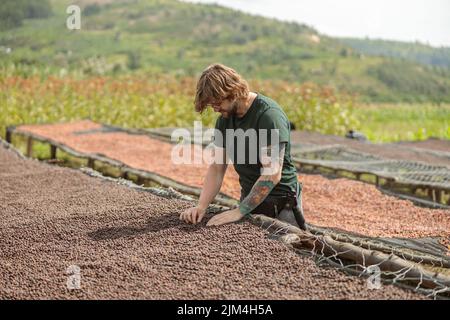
0, 75, 361, 141
355, 104, 450, 142
2, 73, 448, 144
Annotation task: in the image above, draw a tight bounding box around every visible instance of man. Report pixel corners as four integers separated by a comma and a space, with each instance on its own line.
180, 63, 306, 229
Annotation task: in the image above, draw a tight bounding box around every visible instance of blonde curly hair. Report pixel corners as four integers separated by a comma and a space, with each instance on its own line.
194, 63, 249, 113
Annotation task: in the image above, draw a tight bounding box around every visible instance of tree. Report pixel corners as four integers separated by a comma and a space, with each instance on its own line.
0, 0, 52, 30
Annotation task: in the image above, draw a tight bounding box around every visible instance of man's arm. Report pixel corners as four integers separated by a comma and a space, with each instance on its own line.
198, 160, 228, 212
206, 143, 286, 226
239, 143, 285, 216
180, 147, 228, 224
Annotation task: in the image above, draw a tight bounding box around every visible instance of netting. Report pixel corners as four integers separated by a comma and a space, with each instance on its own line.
73, 126, 124, 135
17, 123, 450, 191
292, 145, 450, 190
137, 127, 450, 191
3, 135, 449, 300
4, 127, 450, 298
82, 166, 450, 300
0, 138, 27, 160
251, 215, 450, 300
293, 144, 381, 161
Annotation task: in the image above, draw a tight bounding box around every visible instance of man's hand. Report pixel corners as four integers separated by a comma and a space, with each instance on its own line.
206, 208, 244, 226
180, 206, 206, 224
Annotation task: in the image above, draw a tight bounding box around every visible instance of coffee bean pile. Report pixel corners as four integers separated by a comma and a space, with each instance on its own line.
17, 121, 450, 239
0, 145, 423, 299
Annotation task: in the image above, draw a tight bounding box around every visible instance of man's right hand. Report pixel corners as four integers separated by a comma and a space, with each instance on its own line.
179, 206, 206, 224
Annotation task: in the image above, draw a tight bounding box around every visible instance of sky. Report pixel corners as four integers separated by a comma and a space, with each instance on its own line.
184, 0, 450, 47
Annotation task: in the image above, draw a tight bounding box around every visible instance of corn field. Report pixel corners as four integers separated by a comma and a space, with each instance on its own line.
0, 74, 360, 138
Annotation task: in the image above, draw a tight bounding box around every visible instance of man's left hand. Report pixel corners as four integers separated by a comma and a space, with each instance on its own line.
206, 208, 245, 226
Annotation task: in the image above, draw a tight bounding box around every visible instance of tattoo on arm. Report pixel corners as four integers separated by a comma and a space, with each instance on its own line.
239, 180, 276, 216
239, 143, 286, 216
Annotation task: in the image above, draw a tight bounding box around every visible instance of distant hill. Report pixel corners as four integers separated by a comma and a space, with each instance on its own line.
1, 0, 450, 103
339, 37, 450, 69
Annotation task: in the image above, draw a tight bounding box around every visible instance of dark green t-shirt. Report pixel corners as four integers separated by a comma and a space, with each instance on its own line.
214, 93, 298, 200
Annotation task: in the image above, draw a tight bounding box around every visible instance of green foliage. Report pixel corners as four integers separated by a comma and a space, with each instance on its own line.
367, 60, 450, 103
0, 75, 358, 140
271, 83, 359, 135
0, 0, 52, 30
0, 2, 25, 30
84, 4, 101, 16
127, 52, 141, 70
340, 37, 450, 69
1, 0, 449, 103
354, 104, 450, 142
22, 0, 52, 19
1, 74, 447, 143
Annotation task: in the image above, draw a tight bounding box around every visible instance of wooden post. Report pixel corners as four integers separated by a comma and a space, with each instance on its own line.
436, 190, 442, 204
375, 175, 380, 187
26, 136, 33, 157
5, 128, 12, 143
87, 158, 95, 169
385, 178, 395, 189
50, 145, 57, 160
427, 189, 435, 202
136, 176, 145, 186
121, 171, 129, 180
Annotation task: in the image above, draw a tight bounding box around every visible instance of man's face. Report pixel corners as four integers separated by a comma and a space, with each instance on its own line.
210, 98, 238, 118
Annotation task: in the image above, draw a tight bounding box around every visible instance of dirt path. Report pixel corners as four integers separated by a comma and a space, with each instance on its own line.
0, 143, 426, 299
16, 121, 450, 239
